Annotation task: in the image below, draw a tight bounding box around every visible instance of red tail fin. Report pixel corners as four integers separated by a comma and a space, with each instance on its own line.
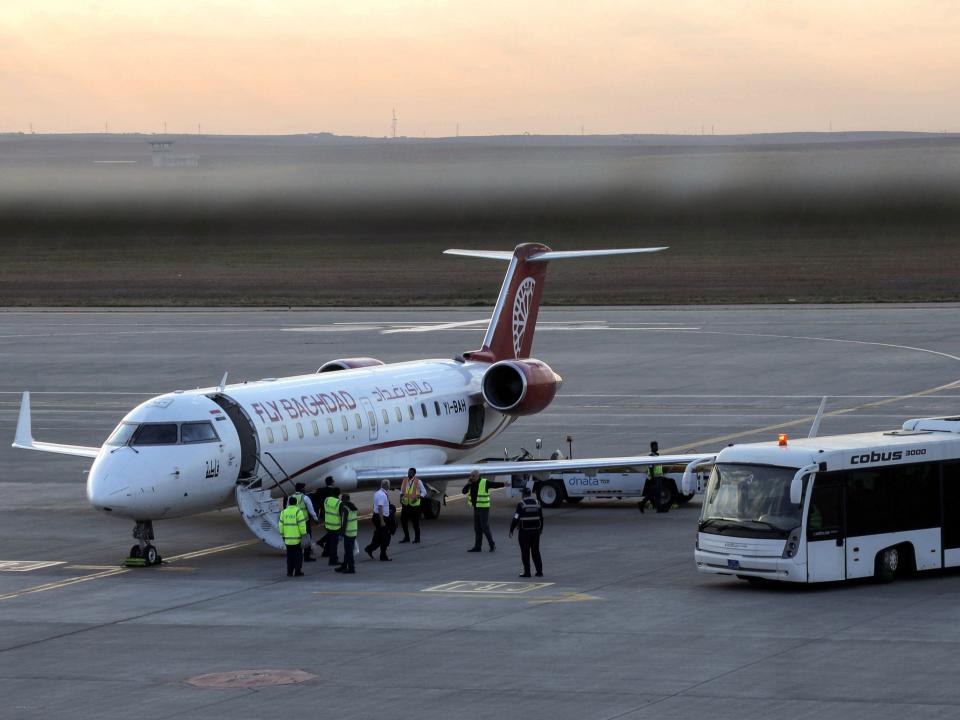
462, 243, 550, 362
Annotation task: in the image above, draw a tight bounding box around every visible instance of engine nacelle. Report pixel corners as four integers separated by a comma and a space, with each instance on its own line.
481, 359, 562, 416
318, 357, 385, 373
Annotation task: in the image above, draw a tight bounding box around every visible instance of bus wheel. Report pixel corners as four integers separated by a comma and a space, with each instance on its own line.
659, 480, 679, 509
875, 546, 900, 583
536, 481, 564, 509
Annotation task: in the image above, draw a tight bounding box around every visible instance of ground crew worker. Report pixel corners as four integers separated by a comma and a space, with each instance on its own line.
323, 488, 342, 565
462, 470, 505, 552
638, 441, 667, 513
335, 494, 359, 574
312, 477, 336, 556
278, 495, 307, 577
509, 486, 544, 577
364, 479, 393, 561
399, 467, 425, 544
291, 482, 319, 562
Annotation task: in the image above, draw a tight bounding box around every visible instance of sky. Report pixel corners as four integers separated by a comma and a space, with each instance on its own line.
1, 1, 959, 136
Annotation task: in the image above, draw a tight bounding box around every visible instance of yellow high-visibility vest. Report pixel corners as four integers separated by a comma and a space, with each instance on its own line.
468, 478, 491, 508
344, 509, 358, 538
278, 506, 307, 545
324, 496, 342, 531
401, 477, 421, 507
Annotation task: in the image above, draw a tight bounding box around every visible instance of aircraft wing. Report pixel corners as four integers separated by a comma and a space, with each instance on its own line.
354, 453, 717, 486
12, 392, 101, 459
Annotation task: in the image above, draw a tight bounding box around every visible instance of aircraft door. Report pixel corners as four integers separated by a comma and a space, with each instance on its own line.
360, 397, 378, 442
806, 474, 846, 582
207, 393, 259, 479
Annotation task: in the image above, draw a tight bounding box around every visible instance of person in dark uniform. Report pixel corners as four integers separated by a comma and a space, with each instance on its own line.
311, 476, 336, 556
509, 486, 544, 577
462, 470, 505, 552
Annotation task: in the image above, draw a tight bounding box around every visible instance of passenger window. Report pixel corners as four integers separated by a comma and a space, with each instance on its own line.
408, 405, 415, 420
181, 421, 219, 444
395, 407, 402, 423
297, 422, 304, 439
327, 418, 334, 434
311, 420, 319, 437
341, 416, 348, 431
354, 413, 362, 429
381, 409, 389, 425
421, 403, 427, 418
434, 401, 441, 416
266, 428, 275, 444
133, 423, 178, 446
281, 425, 289, 441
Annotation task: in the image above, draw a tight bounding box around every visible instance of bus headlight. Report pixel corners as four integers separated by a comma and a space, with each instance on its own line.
782, 527, 801, 559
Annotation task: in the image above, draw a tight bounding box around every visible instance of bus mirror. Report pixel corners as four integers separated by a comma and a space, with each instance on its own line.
790, 464, 818, 505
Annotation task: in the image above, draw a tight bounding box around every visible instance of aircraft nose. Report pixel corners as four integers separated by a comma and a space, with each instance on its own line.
87, 453, 131, 512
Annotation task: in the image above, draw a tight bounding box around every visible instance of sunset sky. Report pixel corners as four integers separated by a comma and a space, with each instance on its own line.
2, 1, 958, 136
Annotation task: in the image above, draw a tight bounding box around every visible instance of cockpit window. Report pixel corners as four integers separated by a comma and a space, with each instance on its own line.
181, 421, 219, 444
132, 423, 179, 446
106, 422, 139, 446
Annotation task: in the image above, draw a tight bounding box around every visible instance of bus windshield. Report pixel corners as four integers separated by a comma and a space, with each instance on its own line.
699, 463, 801, 539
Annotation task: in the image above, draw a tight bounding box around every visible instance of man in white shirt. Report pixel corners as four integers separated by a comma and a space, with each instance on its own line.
364, 479, 393, 561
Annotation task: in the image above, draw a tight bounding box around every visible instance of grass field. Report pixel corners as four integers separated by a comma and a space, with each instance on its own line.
2, 133, 959, 306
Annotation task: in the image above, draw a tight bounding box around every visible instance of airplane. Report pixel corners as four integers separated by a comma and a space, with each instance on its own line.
13, 243, 717, 564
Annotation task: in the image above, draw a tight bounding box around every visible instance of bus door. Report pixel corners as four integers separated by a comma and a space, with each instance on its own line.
806, 474, 846, 582
942, 462, 960, 567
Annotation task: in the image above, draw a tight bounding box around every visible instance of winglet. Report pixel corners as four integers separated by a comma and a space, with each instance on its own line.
13, 391, 33, 449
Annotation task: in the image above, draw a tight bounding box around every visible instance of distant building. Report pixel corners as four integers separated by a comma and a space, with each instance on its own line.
148, 140, 198, 168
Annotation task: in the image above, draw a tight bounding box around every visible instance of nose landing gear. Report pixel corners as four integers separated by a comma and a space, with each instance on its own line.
125, 520, 162, 567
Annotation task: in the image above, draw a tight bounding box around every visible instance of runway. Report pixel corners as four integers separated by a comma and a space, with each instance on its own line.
2, 305, 960, 719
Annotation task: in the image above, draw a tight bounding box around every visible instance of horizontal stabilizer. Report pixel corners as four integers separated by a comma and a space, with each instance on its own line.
12, 391, 101, 459
354, 453, 716, 487
444, 247, 667, 263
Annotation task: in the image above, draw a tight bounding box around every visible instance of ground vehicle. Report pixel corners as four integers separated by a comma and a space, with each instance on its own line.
513, 463, 703, 508
695, 416, 960, 584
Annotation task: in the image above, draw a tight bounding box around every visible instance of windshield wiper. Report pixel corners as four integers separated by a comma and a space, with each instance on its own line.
740, 519, 783, 532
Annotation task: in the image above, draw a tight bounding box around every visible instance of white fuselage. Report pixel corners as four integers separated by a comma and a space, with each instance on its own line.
87, 359, 510, 521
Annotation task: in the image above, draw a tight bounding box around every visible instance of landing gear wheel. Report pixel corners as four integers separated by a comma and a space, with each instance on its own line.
536, 481, 564, 509
875, 546, 900, 583
144, 544, 160, 566
420, 499, 442, 520
129, 545, 142, 559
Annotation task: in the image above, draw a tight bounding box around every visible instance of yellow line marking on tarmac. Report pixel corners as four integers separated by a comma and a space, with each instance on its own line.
0, 540, 257, 601
162, 539, 259, 562
64, 565, 124, 570
0, 568, 129, 601
312, 590, 600, 603
0, 560, 66, 572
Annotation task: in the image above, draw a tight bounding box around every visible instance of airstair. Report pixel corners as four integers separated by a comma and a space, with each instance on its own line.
235, 454, 295, 551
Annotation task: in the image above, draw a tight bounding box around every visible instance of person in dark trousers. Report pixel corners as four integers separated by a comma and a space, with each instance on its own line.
335, 494, 359, 574
291, 482, 318, 562
364, 479, 393, 561
509, 486, 544, 577
278, 495, 307, 577
322, 487, 342, 565
399, 467, 425, 543
312, 477, 336, 557
638, 441, 667, 513
462, 470, 504, 552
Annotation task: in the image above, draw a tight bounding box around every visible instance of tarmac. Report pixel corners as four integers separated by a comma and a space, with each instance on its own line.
2, 305, 960, 720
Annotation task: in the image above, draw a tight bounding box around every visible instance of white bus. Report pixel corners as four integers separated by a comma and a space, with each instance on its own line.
695, 416, 960, 584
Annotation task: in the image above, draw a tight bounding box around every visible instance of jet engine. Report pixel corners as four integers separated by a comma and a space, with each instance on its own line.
317, 357, 385, 373
481, 359, 562, 416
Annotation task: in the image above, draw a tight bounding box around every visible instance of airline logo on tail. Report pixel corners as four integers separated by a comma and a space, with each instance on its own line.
512, 277, 536, 357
